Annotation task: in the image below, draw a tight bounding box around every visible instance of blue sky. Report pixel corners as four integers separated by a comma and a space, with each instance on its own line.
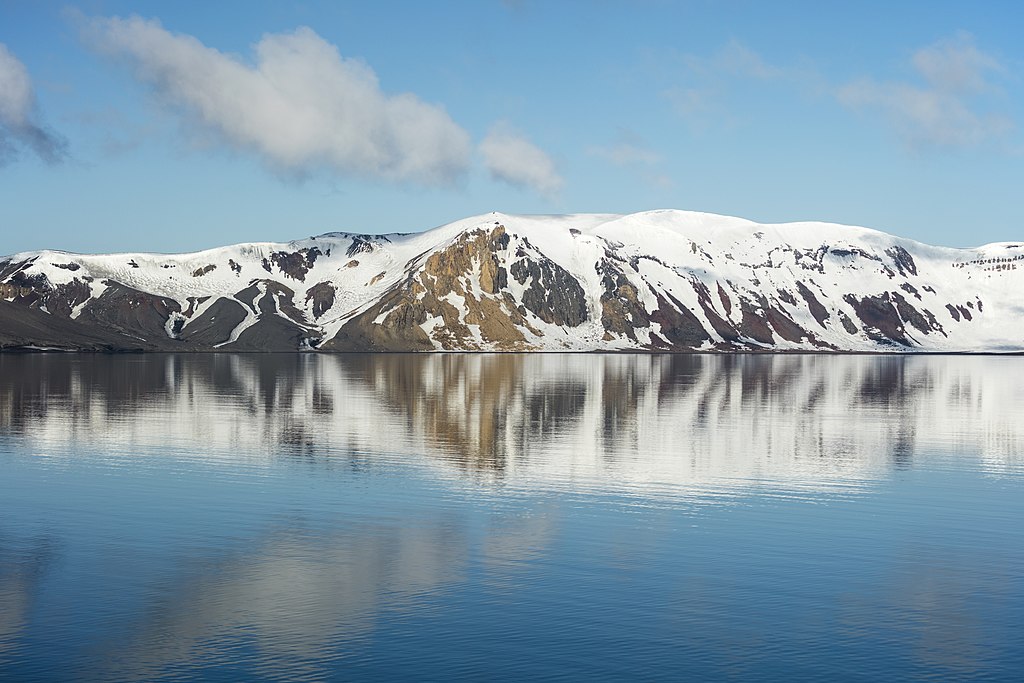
1, 0, 1022, 253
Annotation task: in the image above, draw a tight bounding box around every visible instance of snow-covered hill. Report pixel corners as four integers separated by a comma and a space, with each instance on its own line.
1, 210, 1022, 352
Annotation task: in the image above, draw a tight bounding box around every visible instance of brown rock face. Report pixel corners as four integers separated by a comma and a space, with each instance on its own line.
326, 225, 572, 352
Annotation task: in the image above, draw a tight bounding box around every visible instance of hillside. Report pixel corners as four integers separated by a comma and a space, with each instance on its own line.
1, 210, 1021, 352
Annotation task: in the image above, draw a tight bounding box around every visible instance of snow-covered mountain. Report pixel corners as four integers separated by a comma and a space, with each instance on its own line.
1, 210, 1021, 352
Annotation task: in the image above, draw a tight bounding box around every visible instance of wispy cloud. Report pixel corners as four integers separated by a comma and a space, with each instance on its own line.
664, 87, 715, 119
589, 136, 659, 167
81, 15, 472, 184
837, 33, 1013, 148
480, 123, 563, 198
0, 43, 68, 166
588, 130, 672, 189
683, 39, 786, 81
660, 39, 813, 129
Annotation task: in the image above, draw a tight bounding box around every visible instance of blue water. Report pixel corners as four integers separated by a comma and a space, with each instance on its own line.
1, 353, 1023, 681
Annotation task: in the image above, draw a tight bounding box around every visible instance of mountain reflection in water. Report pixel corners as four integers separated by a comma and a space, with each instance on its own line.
2, 353, 1023, 488
0, 353, 1023, 681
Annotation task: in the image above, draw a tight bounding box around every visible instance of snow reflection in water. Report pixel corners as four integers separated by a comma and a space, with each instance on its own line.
0, 353, 1022, 681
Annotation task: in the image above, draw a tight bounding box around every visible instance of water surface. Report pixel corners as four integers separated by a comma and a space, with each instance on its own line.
1, 353, 1023, 681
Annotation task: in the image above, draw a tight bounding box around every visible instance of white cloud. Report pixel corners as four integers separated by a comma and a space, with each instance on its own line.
83, 16, 472, 184
664, 86, 714, 119
479, 123, 562, 198
0, 43, 67, 165
837, 34, 1012, 148
663, 40, 812, 129
588, 130, 672, 189
589, 141, 659, 167
0, 45, 32, 124
690, 39, 784, 81
911, 34, 1003, 94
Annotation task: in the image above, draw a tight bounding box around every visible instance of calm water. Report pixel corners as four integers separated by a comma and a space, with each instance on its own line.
1, 353, 1023, 682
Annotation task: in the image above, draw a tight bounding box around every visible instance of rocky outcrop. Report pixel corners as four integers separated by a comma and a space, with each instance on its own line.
597, 259, 650, 341
263, 247, 324, 281
325, 225, 545, 352
305, 282, 336, 319
512, 247, 588, 327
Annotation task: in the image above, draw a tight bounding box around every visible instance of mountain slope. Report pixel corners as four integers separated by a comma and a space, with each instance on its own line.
1, 210, 1021, 352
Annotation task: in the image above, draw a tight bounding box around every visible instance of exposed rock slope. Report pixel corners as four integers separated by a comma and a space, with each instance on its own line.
1, 210, 1021, 352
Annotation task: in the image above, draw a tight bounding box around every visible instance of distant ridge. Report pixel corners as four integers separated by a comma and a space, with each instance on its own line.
1, 210, 1021, 352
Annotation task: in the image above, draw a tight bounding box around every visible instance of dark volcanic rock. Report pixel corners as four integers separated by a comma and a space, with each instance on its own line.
596, 259, 648, 340
75, 282, 183, 344
346, 235, 388, 257
0, 300, 154, 351
261, 281, 311, 328
796, 281, 830, 328
45, 279, 92, 317
891, 292, 932, 336
839, 311, 858, 335
738, 298, 775, 345
305, 282, 336, 319
233, 309, 308, 351
886, 246, 917, 277
690, 278, 740, 343
268, 248, 323, 282
843, 293, 910, 346
648, 288, 710, 349
0, 258, 32, 281
717, 283, 733, 316
233, 283, 263, 313
760, 297, 808, 344
513, 254, 587, 327
178, 298, 248, 347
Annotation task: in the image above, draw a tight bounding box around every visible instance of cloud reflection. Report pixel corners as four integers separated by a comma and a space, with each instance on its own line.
1, 353, 1023, 679
89, 520, 470, 681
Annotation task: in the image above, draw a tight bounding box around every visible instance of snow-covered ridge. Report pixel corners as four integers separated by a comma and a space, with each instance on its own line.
2, 210, 1023, 352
